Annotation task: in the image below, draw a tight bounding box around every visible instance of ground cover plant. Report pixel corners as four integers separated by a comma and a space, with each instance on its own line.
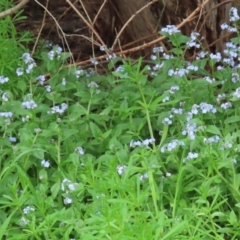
1, 4, 240, 240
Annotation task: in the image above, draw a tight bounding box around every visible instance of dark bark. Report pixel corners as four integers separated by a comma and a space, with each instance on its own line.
15, 0, 234, 59
107, 0, 234, 57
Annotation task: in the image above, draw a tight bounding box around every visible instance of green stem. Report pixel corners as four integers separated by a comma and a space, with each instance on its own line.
137, 83, 159, 214
141, 160, 159, 215
172, 144, 187, 218
87, 92, 93, 115
57, 132, 61, 165
137, 83, 156, 150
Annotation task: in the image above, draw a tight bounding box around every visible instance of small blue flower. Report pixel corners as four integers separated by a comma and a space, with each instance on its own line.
0, 76, 9, 84
8, 136, 17, 143
22, 100, 38, 109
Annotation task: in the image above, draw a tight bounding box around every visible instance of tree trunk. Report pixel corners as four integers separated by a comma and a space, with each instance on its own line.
15, 0, 234, 59
110, 0, 159, 43
110, 0, 233, 53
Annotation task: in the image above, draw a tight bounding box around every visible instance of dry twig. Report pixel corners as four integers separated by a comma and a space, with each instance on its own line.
65, 0, 105, 46
70, 0, 212, 67
92, 0, 108, 25
34, 0, 75, 67
31, 0, 49, 56
0, 0, 29, 19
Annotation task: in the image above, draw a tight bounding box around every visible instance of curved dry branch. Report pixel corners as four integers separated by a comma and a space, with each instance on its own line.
65, 0, 105, 46
0, 0, 29, 19
70, 0, 212, 67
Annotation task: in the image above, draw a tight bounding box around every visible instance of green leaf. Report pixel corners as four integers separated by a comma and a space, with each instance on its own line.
108, 57, 124, 70
16, 79, 27, 92
65, 153, 80, 167
39, 169, 48, 182
70, 104, 88, 115
169, 48, 183, 56
161, 221, 188, 240
175, 34, 190, 45
159, 124, 169, 148
89, 122, 102, 138
62, 128, 79, 141
224, 116, 240, 124
32, 148, 45, 159
136, 100, 147, 108
151, 95, 166, 106
0, 209, 17, 239
102, 129, 112, 139
100, 106, 113, 116
235, 203, 240, 208
229, 210, 237, 225
51, 182, 61, 200
205, 125, 222, 136
112, 71, 129, 79
59, 52, 72, 61
231, 37, 240, 44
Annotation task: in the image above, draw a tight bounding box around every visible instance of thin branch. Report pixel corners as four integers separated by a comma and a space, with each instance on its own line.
34, 0, 75, 65
31, 0, 50, 56
0, 0, 29, 19
92, 0, 108, 25
65, 0, 105, 46
70, 0, 211, 67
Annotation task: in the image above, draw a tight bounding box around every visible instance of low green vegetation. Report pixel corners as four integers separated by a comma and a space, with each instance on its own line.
1, 3, 240, 240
